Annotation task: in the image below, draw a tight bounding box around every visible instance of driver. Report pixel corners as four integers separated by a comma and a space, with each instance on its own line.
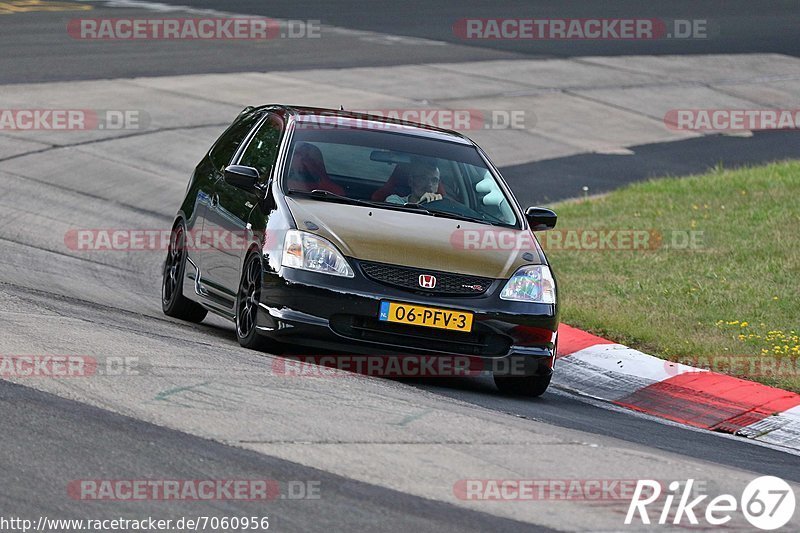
385, 161, 442, 204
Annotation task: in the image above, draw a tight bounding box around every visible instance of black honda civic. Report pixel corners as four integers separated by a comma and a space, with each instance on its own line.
162, 105, 559, 396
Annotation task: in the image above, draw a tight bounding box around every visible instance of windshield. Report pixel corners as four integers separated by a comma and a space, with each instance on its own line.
282, 123, 519, 227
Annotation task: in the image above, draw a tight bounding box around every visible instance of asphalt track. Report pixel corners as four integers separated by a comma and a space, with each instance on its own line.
2, 1, 800, 531
156, 0, 800, 58
3, 0, 799, 84
1, 379, 550, 532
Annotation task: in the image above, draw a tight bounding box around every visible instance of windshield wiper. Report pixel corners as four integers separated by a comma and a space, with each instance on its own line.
287, 188, 385, 209
289, 189, 512, 226
291, 189, 442, 215
400, 202, 510, 226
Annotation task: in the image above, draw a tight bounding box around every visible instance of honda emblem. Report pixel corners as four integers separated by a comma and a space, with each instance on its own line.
418, 274, 437, 289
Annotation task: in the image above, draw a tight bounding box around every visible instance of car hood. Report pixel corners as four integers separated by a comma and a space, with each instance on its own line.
284, 197, 541, 279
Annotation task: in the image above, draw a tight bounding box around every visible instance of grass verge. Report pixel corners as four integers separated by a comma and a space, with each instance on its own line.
545, 160, 800, 392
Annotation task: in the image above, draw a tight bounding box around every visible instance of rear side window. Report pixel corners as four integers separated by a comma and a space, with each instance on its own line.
209, 111, 262, 170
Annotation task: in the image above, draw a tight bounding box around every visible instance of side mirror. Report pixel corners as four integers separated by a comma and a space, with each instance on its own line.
224, 165, 259, 192
525, 207, 557, 231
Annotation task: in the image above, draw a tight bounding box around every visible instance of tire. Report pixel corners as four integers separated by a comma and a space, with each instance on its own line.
235, 253, 270, 350
162, 221, 208, 323
494, 373, 551, 397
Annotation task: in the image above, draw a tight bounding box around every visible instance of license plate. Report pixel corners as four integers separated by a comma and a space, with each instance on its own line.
378, 301, 473, 332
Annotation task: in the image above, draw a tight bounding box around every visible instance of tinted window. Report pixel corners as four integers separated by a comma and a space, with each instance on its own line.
239, 114, 284, 179
318, 143, 393, 181
284, 126, 518, 227
209, 111, 261, 170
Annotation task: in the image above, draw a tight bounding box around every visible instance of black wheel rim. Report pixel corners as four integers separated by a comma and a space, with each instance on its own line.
237, 256, 261, 339
162, 225, 184, 305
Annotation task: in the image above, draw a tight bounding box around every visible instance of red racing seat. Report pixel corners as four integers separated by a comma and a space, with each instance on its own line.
286, 143, 346, 196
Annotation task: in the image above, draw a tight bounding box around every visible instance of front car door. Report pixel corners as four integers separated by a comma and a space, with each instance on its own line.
203, 111, 285, 311
194, 109, 263, 311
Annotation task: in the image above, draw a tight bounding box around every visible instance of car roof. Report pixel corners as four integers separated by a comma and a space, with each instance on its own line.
253, 104, 474, 145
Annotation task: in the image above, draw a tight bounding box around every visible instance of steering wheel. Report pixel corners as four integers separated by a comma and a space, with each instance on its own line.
422, 197, 486, 220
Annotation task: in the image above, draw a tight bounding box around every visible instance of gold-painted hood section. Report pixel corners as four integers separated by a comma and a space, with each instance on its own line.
285, 197, 540, 279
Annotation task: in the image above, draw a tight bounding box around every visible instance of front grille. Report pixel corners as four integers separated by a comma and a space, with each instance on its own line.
329, 315, 511, 357
359, 260, 492, 295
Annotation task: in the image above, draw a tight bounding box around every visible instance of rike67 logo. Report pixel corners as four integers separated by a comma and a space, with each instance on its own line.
626, 476, 796, 530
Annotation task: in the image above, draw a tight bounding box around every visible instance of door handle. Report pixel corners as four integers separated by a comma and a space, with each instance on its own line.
210, 194, 219, 209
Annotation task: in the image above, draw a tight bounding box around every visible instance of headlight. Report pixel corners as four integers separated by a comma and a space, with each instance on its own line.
281, 230, 354, 278
500, 265, 556, 303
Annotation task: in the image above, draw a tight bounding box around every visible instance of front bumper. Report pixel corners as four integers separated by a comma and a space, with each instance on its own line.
257, 264, 558, 376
